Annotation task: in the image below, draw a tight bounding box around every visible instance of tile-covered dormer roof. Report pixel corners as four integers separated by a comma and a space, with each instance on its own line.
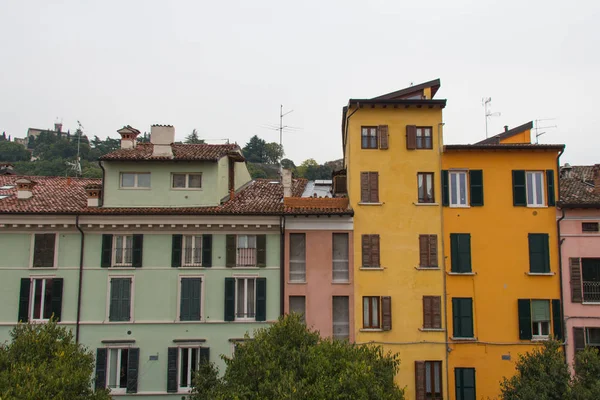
99, 143, 244, 162
560, 165, 600, 207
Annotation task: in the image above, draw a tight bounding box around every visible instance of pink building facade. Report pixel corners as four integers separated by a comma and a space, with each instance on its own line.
559, 164, 600, 365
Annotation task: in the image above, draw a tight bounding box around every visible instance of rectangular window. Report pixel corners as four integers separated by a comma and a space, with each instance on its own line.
179, 278, 201, 321
425, 361, 443, 400
236, 235, 257, 267
361, 234, 380, 268
582, 258, 600, 302
109, 278, 132, 322
33, 233, 56, 268
360, 172, 379, 203
529, 234, 550, 273
113, 235, 133, 267
419, 234, 438, 268
332, 233, 349, 282
120, 172, 150, 188
587, 328, 600, 351
418, 172, 435, 203
363, 296, 380, 329
30, 278, 54, 321
179, 347, 199, 389
423, 296, 442, 329
289, 233, 306, 282
583, 222, 600, 233
107, 348, 129, 393
455, 368, 476, 400
449, 171, 468, 207
531, 300, 551, 338
452, 298, 474, 338
361, 127, 378, 149
183, 235, 203, 266
235, 278, 256, 320
526, 171, 545, 206
416, 127, 433, 149
333, 296, 350, 340
450, 234, 472, 273
172, 173, 202, 189
289, 296, 306, 322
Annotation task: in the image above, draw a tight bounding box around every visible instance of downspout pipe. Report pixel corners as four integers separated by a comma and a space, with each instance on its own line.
75, 214, 85, 344
343, 103, 359, 169
555, 147, 566, 353
279, 215, 285, 316
98, 160, 105, 206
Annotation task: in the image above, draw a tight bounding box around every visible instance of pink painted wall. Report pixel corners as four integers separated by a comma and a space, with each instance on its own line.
560, 208, 600, 365
284, 229, 354, 341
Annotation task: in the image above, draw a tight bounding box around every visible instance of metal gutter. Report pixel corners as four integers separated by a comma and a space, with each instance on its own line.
98, 160, 105, 206
555, 147, 566, 355
279, 215, 285, 316
75, 215, 85, 343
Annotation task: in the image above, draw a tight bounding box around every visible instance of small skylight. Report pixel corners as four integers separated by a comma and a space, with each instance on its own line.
0, 185, 14, 190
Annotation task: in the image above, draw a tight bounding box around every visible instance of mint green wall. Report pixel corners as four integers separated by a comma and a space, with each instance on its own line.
235, 161, 252, 190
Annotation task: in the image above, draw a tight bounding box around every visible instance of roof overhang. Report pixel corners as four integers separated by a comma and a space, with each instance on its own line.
347, 99, 447, 109
444, 144, 565, 151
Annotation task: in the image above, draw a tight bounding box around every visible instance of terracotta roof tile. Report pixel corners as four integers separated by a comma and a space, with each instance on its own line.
560, 165, 600, 207
99, 143, 243, 161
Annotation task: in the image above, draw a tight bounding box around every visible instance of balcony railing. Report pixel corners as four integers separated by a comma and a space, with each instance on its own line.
583, 281, 600, 303
236, 248, 256, 267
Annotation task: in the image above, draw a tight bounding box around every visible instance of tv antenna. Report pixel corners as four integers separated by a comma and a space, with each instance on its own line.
66, 121, 83, 176
259, 105, 302, 165
533, 118, 557, 144
482, 97, 501, 138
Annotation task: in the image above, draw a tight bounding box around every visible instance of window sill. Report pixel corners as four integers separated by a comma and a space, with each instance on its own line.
181, 265, 205, 268
419, 328, 445, 332
360, 267, 384, 271
526, 205, 547, 209
118, 187, 151, 190
332, 281, 351, 285
360, 328, 383, 332
451, 337, 477, 341
449, 205, 470, 208
447, 272, 476, 276
177, 320, 205, 323
532, 337, 550, 342
415, 266, 440, 270
358, 202, 383, 206
582, 302, 600, 305
30, 266, 57, 269
110, 266, 135, 269
413, 202, 439, 206
526, 272, 555, 276
171, 188, 203, 191
288, 281, 307, 285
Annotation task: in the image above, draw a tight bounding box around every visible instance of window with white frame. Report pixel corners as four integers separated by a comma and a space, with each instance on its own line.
30, 278, 54, 321
237, 235, 257, 267
183, 235, 203, 266
332, 233, 349, 282
531, 300, 551, 338
113, 235, 133, 267
235, 277, 256, 320
120, 172, 150, 189
179, 347, 200, 390
289, 233, 306, 282
172, 173, 202, 189
449, 171, 468, 207
416, 127, 433, 149
526, 171, 545, 207
107, 348, 129, 393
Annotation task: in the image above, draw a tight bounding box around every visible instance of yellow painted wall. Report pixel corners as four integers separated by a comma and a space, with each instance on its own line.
499, 129, 531, 144
346, 105, 447, 399
442, 149, 561, 400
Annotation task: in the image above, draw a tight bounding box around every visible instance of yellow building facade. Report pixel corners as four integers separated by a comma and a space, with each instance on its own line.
343, 80, 448, 399
441, 124, 564, 399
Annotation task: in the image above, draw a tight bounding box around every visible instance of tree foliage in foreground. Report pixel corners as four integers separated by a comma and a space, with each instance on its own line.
0, 319, 110, 400
190, 313, 404, 400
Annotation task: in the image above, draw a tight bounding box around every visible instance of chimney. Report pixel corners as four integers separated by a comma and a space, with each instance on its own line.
594, 165, 600, 194
504, 125, 509, 132
84, 183, 102, 207
15, 178, 36, 199
560, 163, 573, 179
117, 126, 141, 149
282, 168, 292, 197
54, 122, 63, 133
151, 125, 175, 157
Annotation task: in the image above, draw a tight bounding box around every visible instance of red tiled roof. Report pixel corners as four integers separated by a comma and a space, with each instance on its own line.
0, 176, 353, 216
99, 143, 243, 161
560, 165, 600, 207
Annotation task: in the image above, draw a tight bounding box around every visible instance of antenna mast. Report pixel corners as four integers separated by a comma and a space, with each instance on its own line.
482, 97, 501, 138
533, 118, 557, 144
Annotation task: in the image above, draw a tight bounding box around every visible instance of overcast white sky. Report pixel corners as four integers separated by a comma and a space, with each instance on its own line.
1, 0, 598, 165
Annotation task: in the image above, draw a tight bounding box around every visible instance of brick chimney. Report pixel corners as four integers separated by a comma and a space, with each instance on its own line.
117, 126, 141, 149
15, 178, 36, 199
151, 125, 174, 157
282, 168, 292, 197
84, 183, 102, 207
594, 164, 600, 194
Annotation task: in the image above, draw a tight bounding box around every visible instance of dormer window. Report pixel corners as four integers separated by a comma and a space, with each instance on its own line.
120, 172, 151, 189
172, 173, 202, 189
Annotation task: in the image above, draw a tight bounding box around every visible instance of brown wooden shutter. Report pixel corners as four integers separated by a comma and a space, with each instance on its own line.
369, 172, 379, 203
423, 296, 432, 328
432, 296, 441, 329
429, 235, 438, 267
361, 235, 371, 267
406, 125, 417, 150
419, 235, 429, 268
415, 361, 426, 400
378, 125, 389, 150
371, 235, 380, 267
381, 296, 392, 331
570, 258, 583, 303
360, 173, 369, 203
574, 327, 585, 354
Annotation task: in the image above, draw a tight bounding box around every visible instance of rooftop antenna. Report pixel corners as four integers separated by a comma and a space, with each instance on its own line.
259, 105, 302, 168
66, 121, 83, 176
482, 97, 501, 138
533, 118, 557, 144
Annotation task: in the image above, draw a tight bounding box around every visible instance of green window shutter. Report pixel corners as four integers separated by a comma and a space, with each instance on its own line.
570, 258, 583, 302
452, 298, 460, 337
200, 347, 210, 364
202, 235, 212, 267
450, 234, 459, 272
256, 277, 267, 321
224, 278, 235, 321
226, 235, 236, 267
51, 278, 63, 322
469, 170, 484, 206
126, 347, 139, 393
546, 169, 556, 206
574, 327, 585, 354
518, 299, 532, 340
529, 234, 550, 273
552, 299, 562, 340
180, 278, 201, 321
171, 235, 182, 268
18, 278, 30, 323
512, 170, 526, 206
167, 347, 178, 393
109, 279, 120, 321
122, 279, 131, 321
101, 234, 113, 267
95, 348, 107, 390
455, 368, 476, 400
132, 234, 143, 268
451, 234, 472, 273
452, 298, 473, 338
257, 235, 267, 267
442, 170, 449, 206
180, 279, 191, 321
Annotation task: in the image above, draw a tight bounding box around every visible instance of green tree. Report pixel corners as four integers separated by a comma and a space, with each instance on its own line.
0, 132, 6, 141
0, 141, 30, 162
0, 319, 111, 400
190, 313, 404, 400
572, 347, 600, 399
242, 135, 267, 163
264, 142, 284, 164
185, 129, 205, 144
296, 158, 319, 178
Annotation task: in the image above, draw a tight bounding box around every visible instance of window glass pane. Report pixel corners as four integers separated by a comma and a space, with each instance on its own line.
363, 297, 370, 327
531, 300, 550, 322
184, 235, 193, 264
180, 348, 189, 387
236, 279, 245, 317
115, 236, 123, 264
434, 362, 441, 393
418, 174, 424, 201
188, 174, 202, 188
426, 362, 432, 392
248, 235, 257, 248
137, 173, 151, 188
535, 173, 543, 205
237, 235, 247, 248
451, 173, 458, 205
108, 349, 118, 388
333, 233, 349, 281
459, 173, 467, 205
289, 296, 306, 321
371, 297, 379, 327
426, 174, 433, 199
589, 328, 600, 345
290, 234, 306, 282
42, 279, 53, 319
124, 235, 133, 264
32, 279, 42, 319
333, 296, 349, 339
121, 173, 135, 187
119, 349, 128, 388
247, 279, 255, 317
526, 173, 534, 205
194, 236, 202, 264
173, 174, 186, 188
